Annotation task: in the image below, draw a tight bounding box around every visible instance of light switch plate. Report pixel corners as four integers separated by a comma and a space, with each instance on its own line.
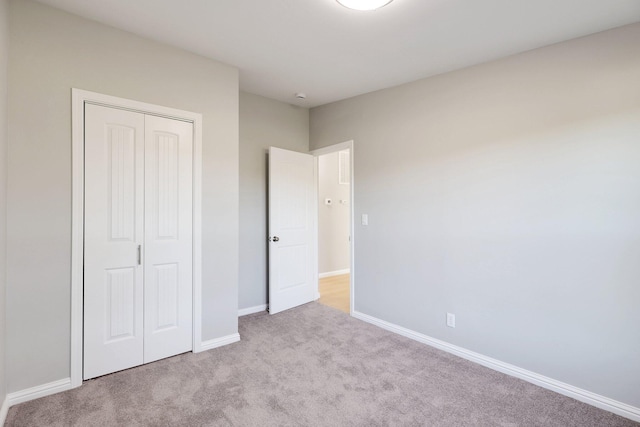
446, 313, 456, 328
361, 214, 368, 226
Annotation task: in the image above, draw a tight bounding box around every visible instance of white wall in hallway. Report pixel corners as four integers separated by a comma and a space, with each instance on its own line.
318, 151, 350, 275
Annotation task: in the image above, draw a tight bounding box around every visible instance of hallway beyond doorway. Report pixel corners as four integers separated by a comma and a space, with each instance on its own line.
318, 274, 350, 314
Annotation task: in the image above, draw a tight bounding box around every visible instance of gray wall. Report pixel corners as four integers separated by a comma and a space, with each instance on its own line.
239, 92, 309, 310
0, 0, 7, 405
318, 152, 350, 274
7, 0, 239, 393
310, 24, 640, 407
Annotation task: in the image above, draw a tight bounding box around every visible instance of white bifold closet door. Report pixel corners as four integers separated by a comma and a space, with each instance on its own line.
84, 104, 193, 380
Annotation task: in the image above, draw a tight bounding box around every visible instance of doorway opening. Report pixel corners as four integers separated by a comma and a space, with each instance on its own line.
312, 141, 354, 315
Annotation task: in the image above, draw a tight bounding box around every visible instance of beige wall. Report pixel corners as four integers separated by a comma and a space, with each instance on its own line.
310, 24, 640, 407
0, 0, 7, 405
239, 92, 309, 310
7, 0, 239, 393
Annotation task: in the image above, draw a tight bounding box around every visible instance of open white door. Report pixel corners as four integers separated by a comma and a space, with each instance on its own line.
268, 147, 318, 315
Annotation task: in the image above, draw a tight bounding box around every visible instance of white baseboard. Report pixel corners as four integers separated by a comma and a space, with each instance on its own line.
351, 311, 640, 423
7, 378, 72, 407
0, 394, 9, 425
9, 335, 241, 407
319, 269, 350, 279
238, 304, 267, 317
198, 333, 241, 352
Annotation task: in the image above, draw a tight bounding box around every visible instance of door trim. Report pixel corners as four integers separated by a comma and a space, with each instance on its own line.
311, 140, 355, 315
71, 89, 204, 388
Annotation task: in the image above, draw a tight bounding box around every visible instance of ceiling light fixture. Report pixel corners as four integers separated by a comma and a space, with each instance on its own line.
336, 0, 394, 11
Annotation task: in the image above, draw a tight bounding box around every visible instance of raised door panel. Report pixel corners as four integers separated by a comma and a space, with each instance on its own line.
108, 125, 137, 241
156, 133, 179, 239
278, 162, 311, 231
276, 244, 308, 291
150, 263, 179, 331
105, 267, 137, 341
84, 104, 145, 380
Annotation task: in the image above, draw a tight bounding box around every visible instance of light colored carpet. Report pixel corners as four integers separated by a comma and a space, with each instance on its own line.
6, 302, 637, 426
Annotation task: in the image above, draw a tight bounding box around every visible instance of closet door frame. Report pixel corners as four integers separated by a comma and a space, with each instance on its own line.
71, 89, 203, 388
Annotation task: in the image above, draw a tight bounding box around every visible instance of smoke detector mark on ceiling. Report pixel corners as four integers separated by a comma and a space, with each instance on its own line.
336, 0, 394, 11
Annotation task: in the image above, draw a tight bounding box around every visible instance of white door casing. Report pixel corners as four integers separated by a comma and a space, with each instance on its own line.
268, 147, 318, 315
83, 104, 194, 380
72, 89, 203, 388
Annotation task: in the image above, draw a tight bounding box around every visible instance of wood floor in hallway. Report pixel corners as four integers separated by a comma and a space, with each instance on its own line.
318, 274, 350, 314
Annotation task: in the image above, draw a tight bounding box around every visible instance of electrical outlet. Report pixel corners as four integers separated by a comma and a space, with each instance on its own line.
361, 214, 368, 226
446, 313, 456, 328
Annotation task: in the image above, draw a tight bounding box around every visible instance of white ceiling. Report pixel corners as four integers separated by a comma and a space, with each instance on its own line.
35, 0, 640, 107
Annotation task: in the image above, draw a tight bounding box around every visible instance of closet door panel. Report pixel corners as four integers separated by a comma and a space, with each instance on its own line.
84, 104, 145, 380
143, 115, 194, 363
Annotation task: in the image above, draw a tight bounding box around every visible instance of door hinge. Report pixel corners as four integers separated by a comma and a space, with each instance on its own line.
137, 245, 142, 265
